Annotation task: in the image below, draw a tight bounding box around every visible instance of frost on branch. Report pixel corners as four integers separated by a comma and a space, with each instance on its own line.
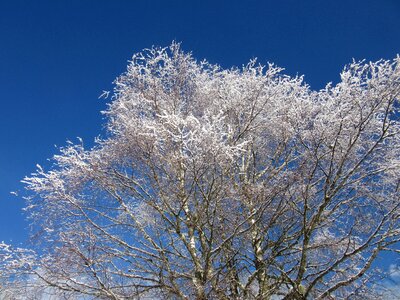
3, 44, 400, 299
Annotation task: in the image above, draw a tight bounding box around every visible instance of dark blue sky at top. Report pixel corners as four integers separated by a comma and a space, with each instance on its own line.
0, 0, 399, 246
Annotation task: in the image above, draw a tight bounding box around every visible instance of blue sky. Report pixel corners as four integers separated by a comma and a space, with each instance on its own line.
0, 0, 399, 247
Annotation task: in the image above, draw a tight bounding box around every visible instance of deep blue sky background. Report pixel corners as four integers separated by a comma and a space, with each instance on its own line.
0, 0, 399, 248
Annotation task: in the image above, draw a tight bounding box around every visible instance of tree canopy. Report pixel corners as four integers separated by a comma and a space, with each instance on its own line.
1, 44, 400, 299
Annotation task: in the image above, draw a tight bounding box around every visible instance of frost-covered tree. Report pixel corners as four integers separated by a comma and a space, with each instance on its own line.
1, 44, 400, 299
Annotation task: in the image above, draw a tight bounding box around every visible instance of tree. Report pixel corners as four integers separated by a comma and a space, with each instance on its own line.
1, 44, 400, 299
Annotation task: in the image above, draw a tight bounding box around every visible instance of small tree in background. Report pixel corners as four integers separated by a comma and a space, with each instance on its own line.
1, 44, 400, 299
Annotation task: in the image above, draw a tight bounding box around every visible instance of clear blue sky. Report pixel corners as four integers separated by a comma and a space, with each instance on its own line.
0, 0, 399, 246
